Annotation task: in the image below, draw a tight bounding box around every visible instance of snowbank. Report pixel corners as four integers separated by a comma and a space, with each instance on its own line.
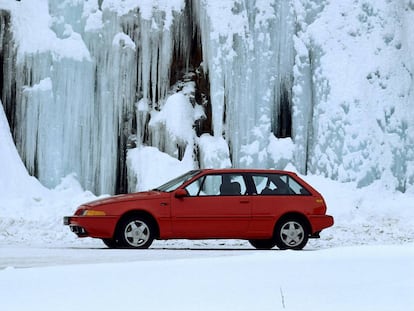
127, 146, 194, 192
1, 163, 413, 248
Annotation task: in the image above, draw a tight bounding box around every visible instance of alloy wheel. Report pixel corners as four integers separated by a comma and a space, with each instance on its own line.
279, 220, 305, 247
124, 220, 151, 248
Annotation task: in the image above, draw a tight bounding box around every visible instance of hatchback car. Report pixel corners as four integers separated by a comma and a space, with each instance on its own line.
64, 169, 334, 250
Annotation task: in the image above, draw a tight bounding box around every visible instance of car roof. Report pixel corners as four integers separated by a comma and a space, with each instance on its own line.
199, 168, 297, 175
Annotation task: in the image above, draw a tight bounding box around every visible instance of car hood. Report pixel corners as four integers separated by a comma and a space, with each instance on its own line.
84, 190, 169, 207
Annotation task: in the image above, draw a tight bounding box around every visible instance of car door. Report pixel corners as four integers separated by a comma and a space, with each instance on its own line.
170, 173, 251, 238
248, 173, 313, 237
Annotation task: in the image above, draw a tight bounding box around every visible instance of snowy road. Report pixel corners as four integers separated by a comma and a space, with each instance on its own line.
1, 243, 413, 311
0, 242, 259, 269
0, 238, 343, 269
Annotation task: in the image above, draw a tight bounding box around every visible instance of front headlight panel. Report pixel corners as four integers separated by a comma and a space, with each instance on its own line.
74, 206, 107, 216
82, 210, 107, 216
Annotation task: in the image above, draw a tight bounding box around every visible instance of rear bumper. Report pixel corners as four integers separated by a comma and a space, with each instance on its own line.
308, 214, 334, 234
63, 215, 118, 238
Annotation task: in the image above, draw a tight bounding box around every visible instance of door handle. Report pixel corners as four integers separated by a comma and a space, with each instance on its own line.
240, 200, 249, 204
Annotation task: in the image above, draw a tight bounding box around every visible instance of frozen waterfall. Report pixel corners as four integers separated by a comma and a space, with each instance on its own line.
1, 0, 414, 194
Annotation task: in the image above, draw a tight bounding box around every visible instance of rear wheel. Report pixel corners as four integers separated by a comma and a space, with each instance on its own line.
249, 239, 277, 250
275, 218, 309, 250
101, 238, 121, 248
117, 216, 155, 249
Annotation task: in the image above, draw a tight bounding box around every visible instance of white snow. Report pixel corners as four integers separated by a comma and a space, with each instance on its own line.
127, 146, 194, 192
112, 32, 136, 50
198, 134, 232, 169
293, 0, 414, 190
149, 92, 200, 146
0, 101, 44, 198
1, 245, 413, 311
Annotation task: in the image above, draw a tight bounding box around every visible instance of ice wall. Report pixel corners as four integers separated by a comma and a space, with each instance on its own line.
1, 0, 189, 194
1, 1, 96, 192
0, 100, 44, 197
1, 0, 414, 195
293, 0, 414, 191
192, 0, 295, 168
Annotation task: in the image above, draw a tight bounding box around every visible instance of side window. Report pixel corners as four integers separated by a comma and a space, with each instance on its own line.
185, 174, 246, 196
218, 174, 246, 196
287, 176, 311, 195
260, 174, 290, 195
200, 175, 222, 196
185, 177, 203, 196
252, 174, 310, 196
252, 175, 268, 194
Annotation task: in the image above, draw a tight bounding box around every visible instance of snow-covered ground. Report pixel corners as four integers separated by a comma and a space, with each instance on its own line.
1, 244, 413, 311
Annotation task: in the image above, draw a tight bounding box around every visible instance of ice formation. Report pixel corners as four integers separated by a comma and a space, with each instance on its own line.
0, 100, 43, 197
1, 0, 413, 194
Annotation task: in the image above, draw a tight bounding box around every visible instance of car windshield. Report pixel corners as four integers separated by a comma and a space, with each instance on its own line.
154, 170, 201, 192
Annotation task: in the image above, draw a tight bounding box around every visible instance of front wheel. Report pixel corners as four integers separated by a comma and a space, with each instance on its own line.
274, 219, 309, 250
117, 216, 155, 249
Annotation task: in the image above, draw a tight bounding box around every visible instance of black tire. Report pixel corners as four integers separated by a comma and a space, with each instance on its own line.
274, 218, 309, 250
249, 239, 277, 250
117, 215, 155, 249
101, 238, 121, 248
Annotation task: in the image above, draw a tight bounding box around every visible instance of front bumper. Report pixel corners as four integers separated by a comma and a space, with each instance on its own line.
63, 215, 118, 238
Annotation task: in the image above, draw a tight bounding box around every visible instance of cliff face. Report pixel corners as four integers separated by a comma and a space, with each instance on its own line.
1, 0, 413, 194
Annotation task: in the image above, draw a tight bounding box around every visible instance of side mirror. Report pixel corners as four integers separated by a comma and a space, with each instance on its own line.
174, 189, 188, 198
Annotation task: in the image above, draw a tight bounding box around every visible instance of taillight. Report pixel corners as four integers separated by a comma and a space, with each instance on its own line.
313, 198, 327, 214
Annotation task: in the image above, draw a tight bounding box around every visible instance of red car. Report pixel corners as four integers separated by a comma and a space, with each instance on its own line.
64, 169, 334, 250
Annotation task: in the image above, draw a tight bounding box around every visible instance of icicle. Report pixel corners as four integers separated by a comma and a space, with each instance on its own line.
192, 0, 295, 168
292, 35, 314, 174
